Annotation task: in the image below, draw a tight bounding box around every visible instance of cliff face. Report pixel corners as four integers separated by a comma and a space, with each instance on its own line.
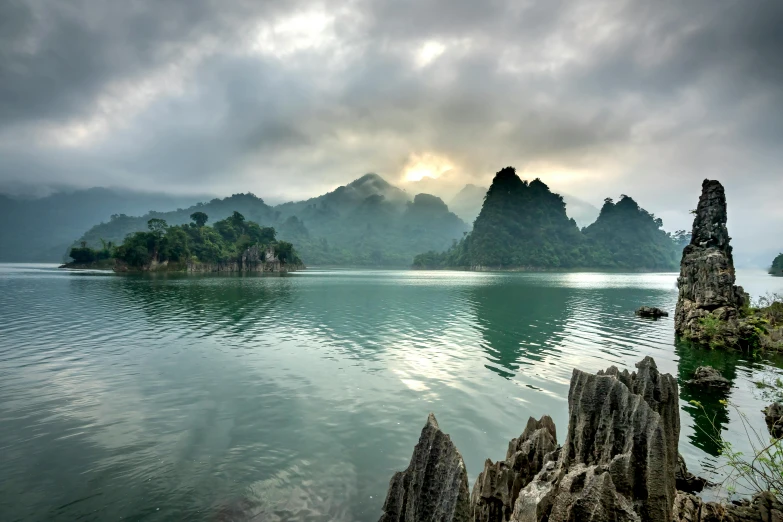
675, 180, 749, 344
186, 245, 302, 273
379, 357, 782, 521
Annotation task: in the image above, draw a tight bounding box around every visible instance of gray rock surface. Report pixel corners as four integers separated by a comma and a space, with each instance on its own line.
674, 179, 749, 345
765, 403, 783, 439
673, 491, 783, 521
510, 356, 679, 522
675, 453, 708, 493
379, 413, 471, 522
636, 306, 669, 318
471, 416, 558, 522
688, 366, 731, 388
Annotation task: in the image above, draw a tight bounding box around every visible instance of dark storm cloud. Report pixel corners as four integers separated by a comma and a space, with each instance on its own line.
0, 0, 782, 257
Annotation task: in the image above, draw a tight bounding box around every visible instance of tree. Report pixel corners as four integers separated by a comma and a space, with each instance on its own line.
190, 212, 208, 228
147, 218, 168, 235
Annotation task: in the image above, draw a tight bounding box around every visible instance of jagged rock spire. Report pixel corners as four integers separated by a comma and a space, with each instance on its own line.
675, 179, 747, 341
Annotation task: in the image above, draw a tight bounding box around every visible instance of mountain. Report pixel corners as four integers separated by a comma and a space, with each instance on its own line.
413, 167, 681, 270
415, 167, 588, 268
582, 196, 681, 270
68, 174, 469, 267
448, 184, 487, 225
0, 188, 206, 262
446, 184, 600, 228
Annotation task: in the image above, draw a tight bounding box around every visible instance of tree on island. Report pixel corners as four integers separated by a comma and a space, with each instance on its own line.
190, 211, 208, 228
771, 253, 783, 276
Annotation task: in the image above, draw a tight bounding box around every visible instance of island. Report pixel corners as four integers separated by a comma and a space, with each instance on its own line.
771, 253, 783, 276
413, 166, 684, 271
62, 211, 304, 273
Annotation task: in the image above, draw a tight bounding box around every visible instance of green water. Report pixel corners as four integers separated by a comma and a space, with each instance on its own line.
1, 264, 783, 521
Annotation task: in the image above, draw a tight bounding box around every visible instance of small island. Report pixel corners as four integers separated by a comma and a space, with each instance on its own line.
412, 166, 684, 271
771, 253, 783, 276
62, 211, 304, 273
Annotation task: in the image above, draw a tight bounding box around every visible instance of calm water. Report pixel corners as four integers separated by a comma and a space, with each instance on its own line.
2, 265, 783, 521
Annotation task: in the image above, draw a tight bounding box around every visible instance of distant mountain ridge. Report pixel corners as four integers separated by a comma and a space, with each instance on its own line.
46, 174, 469, 267
413, 167, 683, 270
0, 188, 206, 262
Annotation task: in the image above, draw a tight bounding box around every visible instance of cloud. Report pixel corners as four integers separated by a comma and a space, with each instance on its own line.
1, 0, 782, 257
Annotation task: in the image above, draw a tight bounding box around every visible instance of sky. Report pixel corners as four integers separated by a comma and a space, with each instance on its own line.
1, 0, 782, 260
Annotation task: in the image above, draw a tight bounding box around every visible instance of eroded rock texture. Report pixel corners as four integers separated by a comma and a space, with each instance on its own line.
673, 491, 783, 521
675, 179, 748, 344
765, 403, 783, 439
471, 416, 558, 522
688, 366, 731, 388
510, 356, 680, 522
379, 413, 471, 522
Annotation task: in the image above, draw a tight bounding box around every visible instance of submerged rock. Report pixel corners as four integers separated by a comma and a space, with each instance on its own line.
471, 416, 558, 522
379, 413, 471, 522
636, 306, 669, 318
765, 403, 783, 439
674, 180, 750, 347
688, 366, 731, 388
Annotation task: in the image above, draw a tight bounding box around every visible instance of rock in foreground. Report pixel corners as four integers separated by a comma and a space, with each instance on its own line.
636, 306, 669, 318
379, 413, 471, 522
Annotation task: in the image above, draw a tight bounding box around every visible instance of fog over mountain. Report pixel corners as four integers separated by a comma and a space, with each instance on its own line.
1, 0, 782, 263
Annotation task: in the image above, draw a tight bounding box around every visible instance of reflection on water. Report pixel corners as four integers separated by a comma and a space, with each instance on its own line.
1, 265, 783, 520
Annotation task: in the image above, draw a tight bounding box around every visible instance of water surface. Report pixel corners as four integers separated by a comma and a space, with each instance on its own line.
1, 265, 783, 521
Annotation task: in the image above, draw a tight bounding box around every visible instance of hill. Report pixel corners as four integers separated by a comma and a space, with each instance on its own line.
582, 196, 681, 270
72, 174, 469, 267
414, 167, 682, 270
771, 253, 783, 276
0, 188, 204, 262
446, 183, 600, 228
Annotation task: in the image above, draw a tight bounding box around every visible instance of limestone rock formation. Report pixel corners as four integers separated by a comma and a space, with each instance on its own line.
636, 306, 669, 318
510, 356, 680, 522
675, 180, 749, 346
471, 416, 558, 522
688, 366, 731, 388
765, 403, 783, 439
675, 454, 709, 493
673, 491, 783, 521
379, 413, 471, 522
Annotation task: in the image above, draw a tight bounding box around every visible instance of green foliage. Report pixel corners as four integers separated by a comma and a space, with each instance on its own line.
74, 180, 469, 267
699, 314, 723, 339
415, 167, 682, 270
690, 399, 783, 500
112, 212, 301, 269
581, 195, 681, 270
771, 254, 783, 277
190, 211, 208, 228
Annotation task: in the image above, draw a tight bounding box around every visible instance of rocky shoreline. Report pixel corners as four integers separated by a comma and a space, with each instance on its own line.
378, 357, 782, 521
61, 245, 304, 274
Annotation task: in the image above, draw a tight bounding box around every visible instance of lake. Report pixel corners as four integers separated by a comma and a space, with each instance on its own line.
2, 264, 783, 521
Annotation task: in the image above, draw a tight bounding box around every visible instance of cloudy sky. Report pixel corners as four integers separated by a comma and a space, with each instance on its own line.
1, 0, 781, 258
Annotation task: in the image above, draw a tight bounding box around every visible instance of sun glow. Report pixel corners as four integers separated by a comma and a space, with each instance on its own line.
402, 152, 454, 182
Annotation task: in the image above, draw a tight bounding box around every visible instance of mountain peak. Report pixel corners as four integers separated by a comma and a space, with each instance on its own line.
348, 173, 390, 189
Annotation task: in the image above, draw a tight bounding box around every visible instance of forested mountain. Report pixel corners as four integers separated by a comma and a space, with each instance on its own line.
771, 253, 783, 276
582, 196, 682, 270
446, 183, 599, 227
72, 174, 469, 267
414, 167, 683, 270
0, 188, 203, 261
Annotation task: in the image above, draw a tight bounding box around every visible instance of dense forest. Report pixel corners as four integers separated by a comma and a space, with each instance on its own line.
771, 253, 783, 276
73, 174, 469, 266
68, 211, 300, 271
413, 167, 685, 270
